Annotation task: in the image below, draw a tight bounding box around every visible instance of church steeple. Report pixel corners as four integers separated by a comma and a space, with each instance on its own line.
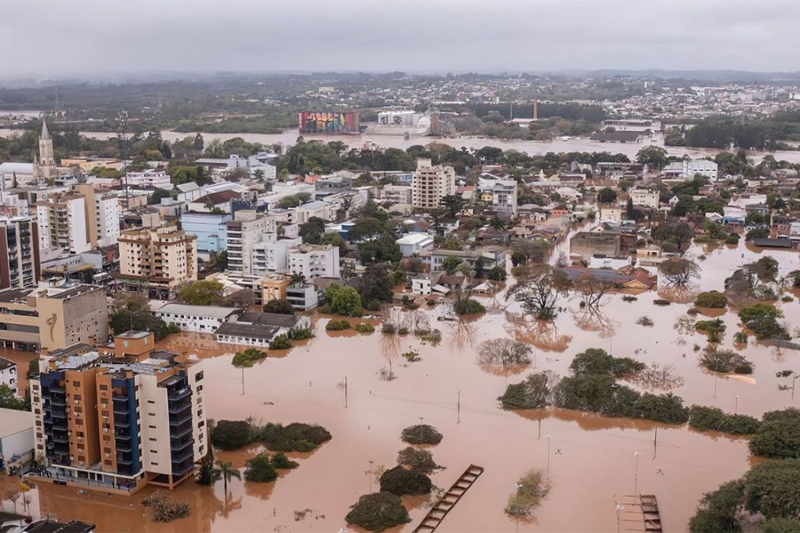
38, 117, 56, 180
41, 119, 51, 141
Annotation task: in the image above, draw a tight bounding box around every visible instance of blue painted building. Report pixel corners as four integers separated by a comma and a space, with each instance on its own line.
180, 212, 231, 259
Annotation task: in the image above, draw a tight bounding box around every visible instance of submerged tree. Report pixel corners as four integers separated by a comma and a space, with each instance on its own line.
658, 258, 700, 287
477, 338, 533, 376
507, 265, 572, 320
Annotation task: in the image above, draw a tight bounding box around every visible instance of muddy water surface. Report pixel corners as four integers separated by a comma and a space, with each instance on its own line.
3, 241, 798, 532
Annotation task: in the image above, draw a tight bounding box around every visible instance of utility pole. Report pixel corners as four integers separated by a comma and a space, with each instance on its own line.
546, 435, 551, 477
457, 391, 460, 424
344, 376, 348, 408
241, 367, 245, 395
634, 451, 640, 496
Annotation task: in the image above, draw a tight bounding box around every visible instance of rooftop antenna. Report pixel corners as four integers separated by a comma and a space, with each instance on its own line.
118, 110, 129, 207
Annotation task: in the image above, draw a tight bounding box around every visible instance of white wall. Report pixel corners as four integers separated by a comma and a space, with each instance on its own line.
139, 375, 172, 477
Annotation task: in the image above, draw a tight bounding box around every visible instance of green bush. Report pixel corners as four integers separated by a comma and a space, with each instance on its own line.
270, 452, 299, 470
326, 319, 352, 331
700, 349, 754, 374
568, 348, 645, 379
653, 299, 671, 306
743, 459, 800, 519
260, 422, 332, 452
287, 327, 314, 340
689, 480, 744, 533
763, 518, 800, 533
345, 492, 411, 532
749, 409, 800, 458
688, 405, 761, 435
381, 323, 396, 334
622, 295, 638, 302
694, 291, 728, 308
268, 334, 292, 350
631, 393, 689, 424
398, 327, 409, 335
211, 420, 251, 450
498, 372, 558, 410
143, 491, 191, 523
244, 453, 278, 482
355, 323, 375, 334
396, 447, 439, 474
401, 424, 443, 445
379, 465, 432, 496
695, 319, 727, 343
263, 298, 295, 315
453, 298, 486, 315
232, 348, 267, 368
505, 469, 551, 518
739, 304, 789, 340
725, 233, 740, 245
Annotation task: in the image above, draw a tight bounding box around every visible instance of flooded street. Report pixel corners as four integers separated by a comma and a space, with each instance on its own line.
1, 127, 800, 163
3, 241, 797, 532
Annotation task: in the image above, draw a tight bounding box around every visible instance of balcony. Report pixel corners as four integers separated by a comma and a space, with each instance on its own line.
113, 416, 130, 428
116, 452, 133, 465
168, 400, 192, 415
116, 441, 132, 453
169, 411, 193, 427
170, 422, 193, 440
170, 447, 194, 464
170, 434, 194, 452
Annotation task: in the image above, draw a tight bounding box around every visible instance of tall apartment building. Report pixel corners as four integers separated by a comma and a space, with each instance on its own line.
492, 180, 519, 218
225, 210, 276, 274
411, 158, 456, 209
73, 184, 121, 248
36, 193, 91, 254
30, 331, 207, 493
117, 225, 197, 299
287, 244, 340, 279
0, 216, 40, 290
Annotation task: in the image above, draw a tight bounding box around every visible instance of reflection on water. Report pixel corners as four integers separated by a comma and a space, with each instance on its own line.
7, 240, 800, 532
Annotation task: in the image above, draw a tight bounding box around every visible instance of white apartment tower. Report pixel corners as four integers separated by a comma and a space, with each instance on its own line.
36, 193, 91, 254
73, 184, 120, 248
225, 210, 277, 274
411, 158, 456, 209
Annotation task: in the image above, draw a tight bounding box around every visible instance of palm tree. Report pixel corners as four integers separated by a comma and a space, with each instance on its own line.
214, 460, 241, 497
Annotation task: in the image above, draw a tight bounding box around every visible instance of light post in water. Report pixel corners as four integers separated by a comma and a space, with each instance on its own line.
546, 435, 552, 477
735, 395, 739, 414
633, 451, 640, 496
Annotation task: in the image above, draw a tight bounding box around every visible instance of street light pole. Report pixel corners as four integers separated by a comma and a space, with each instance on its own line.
634, 451, 640, 496
735, 395, 739, 414
546, 435, 551, 477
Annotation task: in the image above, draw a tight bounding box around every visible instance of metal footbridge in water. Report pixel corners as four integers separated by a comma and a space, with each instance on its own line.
617, 494, 664, 532
412, 464, 484, 533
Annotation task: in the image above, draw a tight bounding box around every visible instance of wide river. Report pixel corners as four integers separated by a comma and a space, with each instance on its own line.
2, 239, 798, 532
2, 127, 800, 163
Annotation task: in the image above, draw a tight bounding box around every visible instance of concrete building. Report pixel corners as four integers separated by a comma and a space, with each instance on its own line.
123, 170, 172, 190
0, 357, 17, 392
36, 193, 91, 254
285, 284, 319, 310
411, 159, 456, 209
287, 244, 340, 279
0, 407, 34, 472
180, 212, 231, 260
117, 225, 198, 299
491, 180, 518, 217
570, 232, 623, 261
215, 312, 308, 348
422, 247, 506, 272
295, 200, 337, 224
380, 185, 412, 205
314, 176, 352, 201
396, 233, 435, 257
0, 216, 40, 290
72, 185, 120, 249
629, 189, 660, 210
30, 332, 207, 493
151, 303, 240, 334
251, 237, 302, 276
226, 210, 275, 275
0, 279, 109, 352
663, 159, 719, 181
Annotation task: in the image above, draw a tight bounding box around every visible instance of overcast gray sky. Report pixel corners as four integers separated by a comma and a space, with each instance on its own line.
3, 0, 799, 77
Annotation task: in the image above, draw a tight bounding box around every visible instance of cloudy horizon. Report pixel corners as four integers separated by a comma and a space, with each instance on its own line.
2, 0, 799, 78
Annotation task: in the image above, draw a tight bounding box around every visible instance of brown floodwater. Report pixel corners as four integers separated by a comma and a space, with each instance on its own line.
3, 241, 798, 532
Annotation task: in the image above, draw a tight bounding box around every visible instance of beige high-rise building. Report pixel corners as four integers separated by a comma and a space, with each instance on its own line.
225, 210, 276, 274
411, 158, 456, 209
0, 279, 109, 352
30, 332, 207, 494
73, 184, 121, 248
117, 225, 197, 298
